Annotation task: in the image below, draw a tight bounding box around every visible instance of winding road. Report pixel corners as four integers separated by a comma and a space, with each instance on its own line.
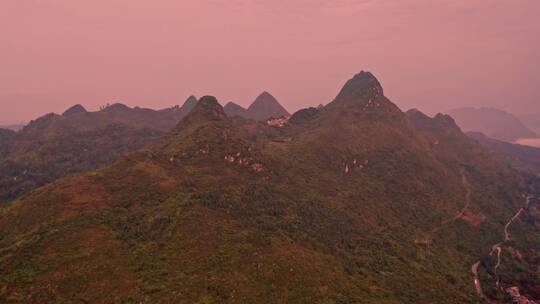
471, 195, 533, 302
472, 261, 489, 302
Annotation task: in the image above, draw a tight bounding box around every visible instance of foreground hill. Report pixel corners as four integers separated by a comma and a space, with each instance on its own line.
1, 72, 539, 303
446, 107, 537, 142
0, 97, 198, 204
223, 92, 290, 121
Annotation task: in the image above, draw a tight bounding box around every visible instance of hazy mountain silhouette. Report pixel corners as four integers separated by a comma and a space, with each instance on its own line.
223, 92, 290, 121
0, 96, 198, 204
519, 113, 540, 134
446, 107, 537, 142
223, 102, 249, 118
246, 91, 290, 120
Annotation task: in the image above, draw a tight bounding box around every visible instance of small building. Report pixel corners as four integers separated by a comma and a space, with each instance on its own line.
267, 117, 289, 127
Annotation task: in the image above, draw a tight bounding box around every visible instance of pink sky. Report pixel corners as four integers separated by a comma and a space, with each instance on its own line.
1, 0, 539, 123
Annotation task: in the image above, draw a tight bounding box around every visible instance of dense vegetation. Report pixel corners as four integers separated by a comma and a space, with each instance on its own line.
0, 98, 198, 204
1, 72, 539, 303
467, 131, 540, 177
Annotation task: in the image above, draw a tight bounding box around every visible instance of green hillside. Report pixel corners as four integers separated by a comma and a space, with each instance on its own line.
0, 98, 198, 204
1, 72, 539, 303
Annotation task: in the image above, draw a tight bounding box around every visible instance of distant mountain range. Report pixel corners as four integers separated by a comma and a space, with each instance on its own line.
446, 107, 538, 142
0, 94, 291, 205
1, 71, 539, 303
224, 91, 290, 120
0, 123, 25, 131
519, 113, 540, 134
467, 131, 540, 178
0, 96, 199, 204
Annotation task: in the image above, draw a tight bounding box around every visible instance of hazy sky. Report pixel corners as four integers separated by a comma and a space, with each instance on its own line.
1, 0, 539, 123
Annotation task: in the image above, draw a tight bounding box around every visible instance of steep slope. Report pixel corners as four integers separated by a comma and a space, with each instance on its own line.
1, 73, 539, 303
0, 97, 198, 204
0, 128, 16, 154
446, 107, 537, 142
246, 91, 290, 121
176, 95, 198, 116
407, 109, 540, 301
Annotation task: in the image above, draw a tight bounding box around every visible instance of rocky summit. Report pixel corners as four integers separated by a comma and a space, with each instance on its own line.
0, 72, 539, 304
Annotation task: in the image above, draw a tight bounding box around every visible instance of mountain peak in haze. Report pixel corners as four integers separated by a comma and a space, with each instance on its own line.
406, 109, 462, 135
335, 71, 383, 102
247, 91, 290, 120
62, 104, 87, 117
179, 96, 226, 127
329, 71, 400, 114
223, 102, 248, 117
102, 103, 131, 113
182, 95, 198, 109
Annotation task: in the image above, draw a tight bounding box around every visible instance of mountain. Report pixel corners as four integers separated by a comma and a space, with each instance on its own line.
407, 109, 540, 301
247, 91, 290, 120
224, 92, 290, 121
1, 72, 540, 303
223, 102, 249, 118
519, 113, 540, 134
62, 104, 88, 116
467, 131, 540, 177
446, 107, 537, 142
178, 95, 198, 115
0, 97, 198, 204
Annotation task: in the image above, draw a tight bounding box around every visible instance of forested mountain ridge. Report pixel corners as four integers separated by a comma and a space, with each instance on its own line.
0, 97, 198, 204
1, 72, 539, 303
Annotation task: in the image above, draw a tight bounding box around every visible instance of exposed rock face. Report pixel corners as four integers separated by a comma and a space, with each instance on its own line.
335, 71, 383, 101
188, 96, 226, 120
328, 71, 401, 114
